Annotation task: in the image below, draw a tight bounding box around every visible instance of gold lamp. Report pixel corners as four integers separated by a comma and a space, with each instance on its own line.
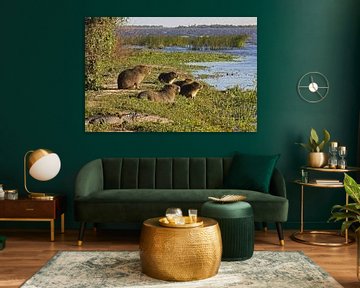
24, 149, 61, 199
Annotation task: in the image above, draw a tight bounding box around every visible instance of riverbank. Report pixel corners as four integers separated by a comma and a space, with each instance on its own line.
85, 48, 257, 132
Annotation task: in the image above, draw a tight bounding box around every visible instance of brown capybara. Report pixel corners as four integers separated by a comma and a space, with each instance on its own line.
158, 72, 178, 84
174, 78, 193, 87
138, 84, 180, 103
180, 81, 202, 98
117, 65, 151, 89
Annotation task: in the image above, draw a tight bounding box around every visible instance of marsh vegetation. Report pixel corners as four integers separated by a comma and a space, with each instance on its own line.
122, 34, 249, 50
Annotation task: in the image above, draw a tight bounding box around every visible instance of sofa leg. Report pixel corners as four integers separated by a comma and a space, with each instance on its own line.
78, 222, 86, 246
275, 222, 284, 246
262, 222, 268, 232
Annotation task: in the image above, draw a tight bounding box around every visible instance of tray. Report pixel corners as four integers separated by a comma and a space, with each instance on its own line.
159, 216, 203, 228
208, 194, 246, 203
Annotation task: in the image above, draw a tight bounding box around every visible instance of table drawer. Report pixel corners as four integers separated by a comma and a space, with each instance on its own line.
0, 201, 55, 218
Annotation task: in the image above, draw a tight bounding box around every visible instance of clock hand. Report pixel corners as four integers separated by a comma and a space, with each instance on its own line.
316, 90, 323, 98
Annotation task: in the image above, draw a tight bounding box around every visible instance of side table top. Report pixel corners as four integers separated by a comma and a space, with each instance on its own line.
293, 180, 344, 188
143, 217, 217, 229
301, 166, 360, 173
1, 195, 65, 202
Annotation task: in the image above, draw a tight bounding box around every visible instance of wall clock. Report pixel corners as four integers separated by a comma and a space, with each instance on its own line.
297, 72, 329, 103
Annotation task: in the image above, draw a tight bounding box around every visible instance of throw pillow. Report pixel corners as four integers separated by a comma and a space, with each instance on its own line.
223, 153, 280, 193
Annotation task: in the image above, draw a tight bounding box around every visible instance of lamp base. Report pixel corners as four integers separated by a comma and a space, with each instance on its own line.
28, 193, 55, 200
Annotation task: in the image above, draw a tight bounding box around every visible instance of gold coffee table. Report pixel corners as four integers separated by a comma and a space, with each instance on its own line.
139, 217, 222, 281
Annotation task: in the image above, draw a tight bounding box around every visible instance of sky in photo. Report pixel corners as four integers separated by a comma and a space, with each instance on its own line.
128, 17, 257, 27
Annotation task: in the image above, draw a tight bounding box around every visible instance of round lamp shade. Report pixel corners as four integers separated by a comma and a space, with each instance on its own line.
28, 149, 61, 181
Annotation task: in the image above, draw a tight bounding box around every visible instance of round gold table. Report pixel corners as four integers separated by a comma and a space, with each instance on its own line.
139, 217, 222, 281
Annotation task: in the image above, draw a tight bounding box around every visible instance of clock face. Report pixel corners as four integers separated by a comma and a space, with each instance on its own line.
297, 72, 329, 103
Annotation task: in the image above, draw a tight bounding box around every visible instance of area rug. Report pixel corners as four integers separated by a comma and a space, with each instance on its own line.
21, 251, 342, 288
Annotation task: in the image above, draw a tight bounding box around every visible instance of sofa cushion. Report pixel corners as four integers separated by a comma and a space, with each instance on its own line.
75, 189, 288, 222
223, 153, 280, 193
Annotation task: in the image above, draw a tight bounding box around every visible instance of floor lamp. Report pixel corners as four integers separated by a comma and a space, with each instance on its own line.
24, 148, 61, 200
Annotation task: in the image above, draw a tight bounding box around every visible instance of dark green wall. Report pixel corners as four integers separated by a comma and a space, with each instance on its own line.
1, 0, 359, 230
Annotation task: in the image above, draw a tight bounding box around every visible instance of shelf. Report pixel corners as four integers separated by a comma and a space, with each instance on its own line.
301, 166, 360, 173
291, 231, 355, 247
294, 180, 344, 188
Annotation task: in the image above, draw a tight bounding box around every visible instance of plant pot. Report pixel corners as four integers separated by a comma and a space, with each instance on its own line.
308, 152, 328, 168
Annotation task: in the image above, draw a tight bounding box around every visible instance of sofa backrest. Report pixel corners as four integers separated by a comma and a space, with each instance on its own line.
102, 158, 233, 190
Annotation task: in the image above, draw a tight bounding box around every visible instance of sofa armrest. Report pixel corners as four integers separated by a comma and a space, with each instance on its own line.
269, 168, 287, 198
75, 159, 104, 199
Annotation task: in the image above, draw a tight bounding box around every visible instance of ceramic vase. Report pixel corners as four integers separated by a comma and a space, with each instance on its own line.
308, 152, 328, 168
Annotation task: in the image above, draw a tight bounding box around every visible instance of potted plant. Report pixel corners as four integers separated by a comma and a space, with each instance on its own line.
296, 128, 330, 167
329, 173, 360, 279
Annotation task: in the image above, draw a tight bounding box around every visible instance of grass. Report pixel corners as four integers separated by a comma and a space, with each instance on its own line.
112, 48, 235, 74
123, 35, 249, 50
85, 48, 257, 132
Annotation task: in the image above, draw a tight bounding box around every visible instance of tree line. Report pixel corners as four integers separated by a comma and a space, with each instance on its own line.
84, 17, 127, 90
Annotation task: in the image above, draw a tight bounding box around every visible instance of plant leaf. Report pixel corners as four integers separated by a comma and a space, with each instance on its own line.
317, 140, 325, 152
341, 220, 358, 234
295, 142, 312, 152
331, 203, 360, 215
323, 129, 330, 144
308, 137, 317, 152
344, 173, 360, 204
310, 128, 319, 144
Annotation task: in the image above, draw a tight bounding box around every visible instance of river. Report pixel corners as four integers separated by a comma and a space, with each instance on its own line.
122, 25, 257, 91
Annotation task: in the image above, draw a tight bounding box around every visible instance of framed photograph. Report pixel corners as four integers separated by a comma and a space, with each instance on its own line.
85, 17, 257, 132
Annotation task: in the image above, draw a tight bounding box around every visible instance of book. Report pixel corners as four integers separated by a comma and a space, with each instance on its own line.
315, 179, 341, 184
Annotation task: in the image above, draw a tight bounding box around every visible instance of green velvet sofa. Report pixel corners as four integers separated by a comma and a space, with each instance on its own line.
74, 157, 288, 245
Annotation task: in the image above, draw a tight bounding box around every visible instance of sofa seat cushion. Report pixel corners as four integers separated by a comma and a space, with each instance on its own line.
75, 189, 288, 222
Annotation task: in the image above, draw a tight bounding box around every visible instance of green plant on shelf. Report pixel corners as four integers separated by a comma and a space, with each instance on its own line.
296, 128, 330, 152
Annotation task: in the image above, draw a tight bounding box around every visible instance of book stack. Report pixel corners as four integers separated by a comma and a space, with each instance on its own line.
314, 179, 341, 185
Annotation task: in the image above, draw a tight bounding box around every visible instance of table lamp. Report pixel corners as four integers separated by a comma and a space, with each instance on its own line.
24, 148, 61, 199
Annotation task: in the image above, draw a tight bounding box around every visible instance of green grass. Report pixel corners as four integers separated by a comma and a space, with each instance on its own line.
86, 49, 257, 132
123, 34, 249, 50
114, 48, 234, 73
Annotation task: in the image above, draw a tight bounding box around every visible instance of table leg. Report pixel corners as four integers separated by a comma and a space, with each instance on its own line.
300, 185, 304, 233
61, 213, 65, 234
50, 219, 55, 241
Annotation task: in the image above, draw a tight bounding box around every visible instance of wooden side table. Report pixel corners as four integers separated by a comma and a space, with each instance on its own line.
0, 195, 66, 241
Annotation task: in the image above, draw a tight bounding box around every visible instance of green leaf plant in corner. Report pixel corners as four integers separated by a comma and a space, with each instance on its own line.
296, 128, 331, 152
329, 173, 360, 234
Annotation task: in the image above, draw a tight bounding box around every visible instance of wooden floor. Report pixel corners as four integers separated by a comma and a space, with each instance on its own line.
0, 228, 358, 288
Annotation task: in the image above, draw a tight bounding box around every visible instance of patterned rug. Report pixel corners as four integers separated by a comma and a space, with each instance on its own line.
21, 251, 342, 288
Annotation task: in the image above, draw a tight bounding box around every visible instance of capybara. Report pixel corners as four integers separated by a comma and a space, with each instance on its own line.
117, 65, 151, 89
138, 84, 180, 103
174, 78, 193, 87
158, 72, 178, 84
180, 81, 202, 98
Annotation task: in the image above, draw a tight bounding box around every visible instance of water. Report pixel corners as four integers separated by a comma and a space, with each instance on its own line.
122, 26, 257, 90
187, 43, 257, 90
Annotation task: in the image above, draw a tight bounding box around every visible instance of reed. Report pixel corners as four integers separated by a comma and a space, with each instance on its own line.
123, 34, 249, 50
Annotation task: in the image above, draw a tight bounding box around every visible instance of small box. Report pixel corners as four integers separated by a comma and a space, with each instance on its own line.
5, 189, 18, 200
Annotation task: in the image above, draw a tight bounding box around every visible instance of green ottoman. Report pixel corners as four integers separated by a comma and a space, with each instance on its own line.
201, 201, 254, 261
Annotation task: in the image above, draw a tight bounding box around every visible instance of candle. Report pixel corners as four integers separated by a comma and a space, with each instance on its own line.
330, 142, 338, 148
338, 146, 346, 153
